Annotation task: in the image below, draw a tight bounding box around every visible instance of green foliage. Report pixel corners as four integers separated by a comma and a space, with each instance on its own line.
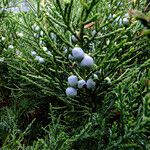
0, 0, 150, 149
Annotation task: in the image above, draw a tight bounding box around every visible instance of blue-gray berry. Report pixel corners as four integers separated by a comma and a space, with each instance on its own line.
42, 46, 48, 52
38, 57, 45, 63
91, 30, 97, 36
71, 35, 78, 42
50, 32, 57, 41
86, 79, 96, 90
8, 45, 14, 49
78, 79, 86, 89
31, 51, 37, 56
68, 75, 78, 87
72, 47, 84, 61
35, 56, 45, 63
122, 18, 129, 26
79, 55, 94, 68
66, 87, 77, 97
40, 30, 44, 36
68, 54, 74, 60
35, 25, 40, 31
63, 47, 68, 54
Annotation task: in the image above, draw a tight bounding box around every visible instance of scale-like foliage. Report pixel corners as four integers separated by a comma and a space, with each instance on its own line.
0, 0, 149, 149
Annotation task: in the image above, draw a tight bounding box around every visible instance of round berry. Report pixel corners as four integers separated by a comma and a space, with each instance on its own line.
68, 75, 78, 87
122, 18, 129, 26
42, 46, 48, 52
78, 79, 86, 89
39, 40, 44, 45
91, 30, 97, 36
35, 56, 41, 60
34, 33, 39, 38
86, 79, 96, 90
1, 36, 6, 41
119, 19, 123, 27
31, 51, 37, 56
35, 25, 40, 31
79, 55, 94, 68
35, 56, 45, 63
108, 14, 116, 19
71, 35, 78, 42
124, 13, 129, 18
68, 54, 74, 60
16, 32, 24, 37
31, 24, 37, 30
38, 57, 45, 63
40, 30, 44, 36
63, 47, 68, 54
8, 45, 14, 49
50, 32, 57, 41
66, 87, 77, 97
72, 47, 84, 61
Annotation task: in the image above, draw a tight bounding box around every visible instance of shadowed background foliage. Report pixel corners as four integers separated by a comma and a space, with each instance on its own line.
0, 0, 150, 149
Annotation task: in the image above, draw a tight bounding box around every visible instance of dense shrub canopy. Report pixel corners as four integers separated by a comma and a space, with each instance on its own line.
0, 0, 150, 149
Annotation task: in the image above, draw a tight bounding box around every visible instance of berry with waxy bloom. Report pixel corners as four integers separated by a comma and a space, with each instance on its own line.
86, 79, 96, 90
68, 75, 78, 87
108, 14, 116, 19
1, 36, 6, 41
8, 45, 14, 49
68, 54, 74, 60
40, 30, 44, 36
16, 32, 24, 37
0, 57, 4, 62
66, 87, 77, 97
117, 2, 123, 6
72, 47, 84, 61
31, 23, 37, 30
124, 13, 129, 18
42, 46, 48, 52
35, 56, 45, 63
71, 35, 78, 42
35, 25, 40, 31
119, 17, 129, 27
50, 32, 57, 41
35, 56, 40, 60
34, 33, 39, 38
91, 30, 96, 36
31, 51, 37, 56
38, 57, 45, 63
78, 79, 86, 89
79, 55, 94, 68
122, 18, 129, 25
16, 50, 22, 56
63, 47, 68, 54
39, 40, 44, 45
